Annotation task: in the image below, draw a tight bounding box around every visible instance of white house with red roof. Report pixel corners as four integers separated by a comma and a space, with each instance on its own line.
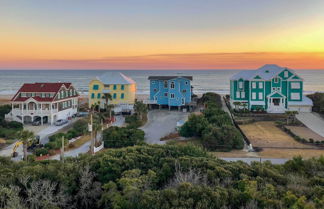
5, 82, 79, 125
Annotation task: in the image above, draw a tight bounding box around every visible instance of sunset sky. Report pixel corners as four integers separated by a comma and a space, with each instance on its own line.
1, 0, 324, 70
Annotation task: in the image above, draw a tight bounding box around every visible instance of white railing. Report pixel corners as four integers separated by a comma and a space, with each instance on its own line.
143, 100, 158, 104
94, 142, 104, 153
11, 109, 58, 115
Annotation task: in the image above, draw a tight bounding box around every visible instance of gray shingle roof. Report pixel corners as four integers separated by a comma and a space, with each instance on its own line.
231, 64, 293, 81
96, 72, 136, 85
148, 76, 193, 81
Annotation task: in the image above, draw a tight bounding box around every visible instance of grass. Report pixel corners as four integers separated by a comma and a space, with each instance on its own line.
239, 121, 312, 148
67, 135, 91, 150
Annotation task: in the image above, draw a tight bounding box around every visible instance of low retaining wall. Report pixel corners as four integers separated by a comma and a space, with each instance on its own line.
94, 142, 104, 153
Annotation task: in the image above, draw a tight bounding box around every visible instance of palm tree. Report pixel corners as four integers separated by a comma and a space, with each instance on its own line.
17, 130, 34, 161
134, 100, 148, 121
103, 93, 114, 119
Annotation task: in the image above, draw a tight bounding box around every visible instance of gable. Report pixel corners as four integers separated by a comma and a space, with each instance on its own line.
291, 75, 301, 79
253, 75, 262, 79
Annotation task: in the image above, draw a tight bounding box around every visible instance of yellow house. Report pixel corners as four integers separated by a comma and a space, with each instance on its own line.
88, 72, 136, 112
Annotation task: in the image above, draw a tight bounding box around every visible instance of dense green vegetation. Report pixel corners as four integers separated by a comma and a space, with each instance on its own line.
35, 119, 88, 156
180, 93, 244, 151
0, 105, 23, 139
102, 126, 145, 148
308, 93, 324, 114
0, 144, 323, 209
125, 100, 148, 128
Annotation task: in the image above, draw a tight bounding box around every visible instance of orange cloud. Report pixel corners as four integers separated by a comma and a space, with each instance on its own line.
0, 52, 324, 70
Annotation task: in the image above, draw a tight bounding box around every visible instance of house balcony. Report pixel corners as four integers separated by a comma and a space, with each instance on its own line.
11, 108, 58, 116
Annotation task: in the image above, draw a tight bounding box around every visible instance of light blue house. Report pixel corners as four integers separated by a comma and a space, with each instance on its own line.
147, 76, 193, 108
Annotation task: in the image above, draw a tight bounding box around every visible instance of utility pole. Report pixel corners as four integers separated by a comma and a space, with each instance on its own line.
60, 136, 64, 163
90, 112, 94, 154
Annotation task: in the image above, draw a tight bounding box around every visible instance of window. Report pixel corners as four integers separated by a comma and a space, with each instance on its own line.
153, 88, 157, 92
252, 82, 256, 89
258, 92, 263, 100
151, 81, 155, 85
97, 93, 101, 99
113, 85, 117, 90
182, 89, 187, 93
236, 91, 240, 98
121, 85, 125, 90
164, 93, 168, 97
252, 92, 256, 100
113, 93, 117, 99
239, 81, 243, 89
291, 93, 300, 100
170, 93, 175, 98
91, 93, 95, 99
241, 92, 245, 98
164, 81, 168, 88
274, 77, 279, 83
291, 82, 300, 89
259, 82, 263, 89
170, 81, 175, 89
284, 71, 289, 78
121, 93, 124, 99
185, 81, 188, 85
93, 85, 99, 90
276, 87, 281, 91
104, 84, 110, 88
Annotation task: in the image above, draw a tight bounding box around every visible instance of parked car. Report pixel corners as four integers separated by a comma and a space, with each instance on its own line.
54, 119, 69, 126
32, 117, 48, 126
76, 112, 89, 117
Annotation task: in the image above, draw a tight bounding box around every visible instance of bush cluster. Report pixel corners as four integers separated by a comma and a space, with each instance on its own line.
102, 126, 145, 148
180, 93, 244, 151
308, 92, 324, 113
0, 105, 23, 139
0, 145, 323, 209
42, 119, 88, 152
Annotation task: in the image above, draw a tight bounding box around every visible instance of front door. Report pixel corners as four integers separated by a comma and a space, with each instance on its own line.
268, 98, 285, 113
181, 98, 185, 105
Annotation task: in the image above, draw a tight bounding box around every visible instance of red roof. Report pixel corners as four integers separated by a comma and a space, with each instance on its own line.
18, 82, 71, 93
11, 82, 75, 102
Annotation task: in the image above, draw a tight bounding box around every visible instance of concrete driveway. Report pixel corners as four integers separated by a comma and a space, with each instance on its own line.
297, 112, 324, 137
140, 110, 189, 144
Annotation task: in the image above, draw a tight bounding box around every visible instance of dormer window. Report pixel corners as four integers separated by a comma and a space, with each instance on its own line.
284, 71, 289, 78
265, 70, 269, 73
239, 81, 243, 89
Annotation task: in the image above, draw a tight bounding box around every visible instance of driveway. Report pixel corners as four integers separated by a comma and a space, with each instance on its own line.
140, 110, 189, 144
296, 112, 324, 137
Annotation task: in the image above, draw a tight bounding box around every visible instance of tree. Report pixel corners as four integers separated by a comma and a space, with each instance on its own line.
134, 100, 147, 121
17, 130, 34, 161
103, 93, 114, 118
179, 114, 209, 137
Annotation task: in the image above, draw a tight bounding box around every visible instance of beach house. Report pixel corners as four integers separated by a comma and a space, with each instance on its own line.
88, 72, 136, 113
230, 64, 313, 113
5, 82, 79, 125
147, 76, 193, 109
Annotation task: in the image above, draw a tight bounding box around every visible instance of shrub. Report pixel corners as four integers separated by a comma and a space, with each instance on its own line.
179, 114, 209, 137
35, 148, 49, 156
103, 126, 145, 148
72, 119, 88, 136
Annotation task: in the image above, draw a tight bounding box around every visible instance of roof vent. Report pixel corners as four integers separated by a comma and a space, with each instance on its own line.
40, 84, 44, 88
265, 70, 269, 73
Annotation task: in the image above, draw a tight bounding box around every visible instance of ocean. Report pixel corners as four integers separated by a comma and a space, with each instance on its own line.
0, 70, 323, 95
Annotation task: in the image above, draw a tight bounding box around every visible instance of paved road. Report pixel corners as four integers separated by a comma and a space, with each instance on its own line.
296, 112, 324, 137
141, 110, 189, 144
221, 157, 288, 165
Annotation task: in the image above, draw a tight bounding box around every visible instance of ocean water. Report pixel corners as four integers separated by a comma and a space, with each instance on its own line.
0, 70, 323, 95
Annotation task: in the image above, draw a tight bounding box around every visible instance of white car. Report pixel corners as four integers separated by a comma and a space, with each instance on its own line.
54, 119, 69, 126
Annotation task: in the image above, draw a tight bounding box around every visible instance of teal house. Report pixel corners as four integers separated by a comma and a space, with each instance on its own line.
230, 64, 313, 113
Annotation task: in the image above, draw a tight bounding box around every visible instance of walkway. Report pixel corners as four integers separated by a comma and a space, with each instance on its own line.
296, 112, 324, 137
